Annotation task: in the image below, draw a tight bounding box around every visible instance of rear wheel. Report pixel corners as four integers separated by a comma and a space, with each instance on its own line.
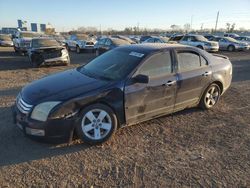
197, 45, 203, 50
199, 84, 221, 110
227, 45, 235, 52
76, 104, 118, 145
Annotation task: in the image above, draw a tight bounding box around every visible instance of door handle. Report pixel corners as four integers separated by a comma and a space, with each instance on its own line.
202, 71, 211, 77
165, 80, 176, 87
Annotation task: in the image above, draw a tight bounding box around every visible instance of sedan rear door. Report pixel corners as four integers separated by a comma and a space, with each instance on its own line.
174, 50, 212, 110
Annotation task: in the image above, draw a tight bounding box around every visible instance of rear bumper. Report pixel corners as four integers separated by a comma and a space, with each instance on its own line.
12, 105, 75, 143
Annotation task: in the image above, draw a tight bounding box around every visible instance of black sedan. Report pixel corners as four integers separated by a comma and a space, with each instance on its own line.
94, 37, 131, 56
13, 44, 232, 144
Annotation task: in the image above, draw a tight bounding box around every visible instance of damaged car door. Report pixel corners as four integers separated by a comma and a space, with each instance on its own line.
125, 51, 177, 124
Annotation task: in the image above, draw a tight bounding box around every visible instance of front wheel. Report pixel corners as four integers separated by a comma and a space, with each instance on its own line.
76, 104, 118, 145
199, 84, 221, 110
227, 45, 235, 52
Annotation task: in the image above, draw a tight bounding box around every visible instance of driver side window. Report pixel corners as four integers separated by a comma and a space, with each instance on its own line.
138, 52, 172, 78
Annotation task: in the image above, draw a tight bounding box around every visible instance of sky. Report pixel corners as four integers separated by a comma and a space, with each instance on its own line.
0, 0, 250, 31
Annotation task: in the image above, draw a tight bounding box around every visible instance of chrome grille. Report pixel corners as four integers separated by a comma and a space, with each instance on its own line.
16, 96, 33, 114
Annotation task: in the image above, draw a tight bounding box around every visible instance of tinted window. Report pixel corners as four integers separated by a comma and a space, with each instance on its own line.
139, 52, 172, 77
182, 36, 188, 41
105, 39, 112, 46
177, 52, 201, 72
98, 38, 106, 45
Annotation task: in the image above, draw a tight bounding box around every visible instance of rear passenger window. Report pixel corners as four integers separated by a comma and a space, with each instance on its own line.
139, 52, 172, 78
177, 52, 200, 72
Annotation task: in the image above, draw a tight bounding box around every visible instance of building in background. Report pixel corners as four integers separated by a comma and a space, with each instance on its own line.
31, 23, 38, 32
1, 27, 18, 35
40, 24, 46, 32
17, 19, 27, 31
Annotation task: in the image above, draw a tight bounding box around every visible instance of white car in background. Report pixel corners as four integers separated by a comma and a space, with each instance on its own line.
179, 34, 219, 52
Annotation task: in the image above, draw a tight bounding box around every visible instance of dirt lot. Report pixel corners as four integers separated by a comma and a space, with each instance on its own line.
0, 47, 249, 187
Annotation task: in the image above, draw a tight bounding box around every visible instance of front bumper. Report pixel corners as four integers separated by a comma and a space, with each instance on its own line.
204, 46, 219, 52
79, 45, 95, 50
12, 105, 75, 143
43, 54, 69, 65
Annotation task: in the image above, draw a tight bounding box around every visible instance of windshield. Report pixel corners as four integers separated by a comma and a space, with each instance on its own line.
225, 37, 238, 42
32, 39, 60, 48
78, 49, 145, 81
195, 35, 208, 41
0, 35, 11, 41
20, 32, 40, 38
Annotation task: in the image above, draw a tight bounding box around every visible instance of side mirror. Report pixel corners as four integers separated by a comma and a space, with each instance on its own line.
133, 74, 149, 84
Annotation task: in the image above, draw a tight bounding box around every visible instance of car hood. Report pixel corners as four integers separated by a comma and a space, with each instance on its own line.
21, 68, 110, 105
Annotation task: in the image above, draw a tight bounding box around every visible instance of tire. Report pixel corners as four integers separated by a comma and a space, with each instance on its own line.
227, 45, 235, 52
197, 45, 203, 50
14, 46, 18, 53
199, 83, 221, 110
76, 103, 118, 145
95, 49, 100, 56
76, 45, 81, 54
31, 54, 43, 68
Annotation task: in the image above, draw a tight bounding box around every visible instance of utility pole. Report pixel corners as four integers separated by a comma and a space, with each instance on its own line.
191, 15, 193, 31
214, 11, 219, 33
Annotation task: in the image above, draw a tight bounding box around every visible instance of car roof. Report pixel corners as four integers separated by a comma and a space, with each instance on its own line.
116, 43, 192, 54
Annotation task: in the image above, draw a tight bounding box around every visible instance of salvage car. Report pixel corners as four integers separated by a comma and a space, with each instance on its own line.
0, 34, 13, 47
179, 34, 219, 52
65, 34, 95, 53
27, 38, 70, 67
13, 44, 232, 144
13, 31, 40, 54
212, 37, 249, 51
94, 37, 131, 56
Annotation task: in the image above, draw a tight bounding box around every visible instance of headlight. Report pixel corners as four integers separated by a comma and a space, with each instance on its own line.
31, 101, 61, 122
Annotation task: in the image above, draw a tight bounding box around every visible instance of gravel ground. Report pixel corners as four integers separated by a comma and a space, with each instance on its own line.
0, 47, 249, 187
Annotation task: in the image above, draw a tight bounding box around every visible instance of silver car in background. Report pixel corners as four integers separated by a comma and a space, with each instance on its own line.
179, 34, 219, 52
13, 31, 41, 54
0, 34, 13, 47
212, 37, 249, 51
235, 36, 250, 47
65, 34, 96, 53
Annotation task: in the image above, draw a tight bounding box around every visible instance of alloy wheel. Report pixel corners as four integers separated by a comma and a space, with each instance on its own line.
204, 86, 220, 108
81, 109, 112, 140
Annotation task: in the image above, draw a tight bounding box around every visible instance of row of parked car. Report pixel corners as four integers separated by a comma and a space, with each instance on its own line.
0, 31, 249, 68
